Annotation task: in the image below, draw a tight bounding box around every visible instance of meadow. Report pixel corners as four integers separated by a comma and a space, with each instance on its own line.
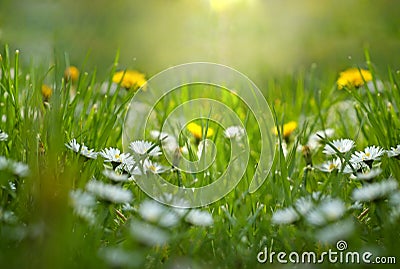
0, 44, 399, 269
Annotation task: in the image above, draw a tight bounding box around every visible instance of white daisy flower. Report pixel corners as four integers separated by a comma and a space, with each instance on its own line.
130, 159, 168, 175
99, 147, 131, 163
65, 139, 81, 153
86, 179, 133, 203
102, 169, 129, 182
224, 126, 246, 140
355, 168, 382, 181
306, 199, 346, 226
185, 209, 213, 226
352, 178, 398, 202
316, 158, 342, 173
271, 207, 299, 224
129, 140, 161, 157
307, 129, 335, 150
350, 145, 385, 164
387, 145, 400, 158
0, 130, 8, 141
80, 144, 97, 159
323, 139, 355, 155
138, 200, 180, 227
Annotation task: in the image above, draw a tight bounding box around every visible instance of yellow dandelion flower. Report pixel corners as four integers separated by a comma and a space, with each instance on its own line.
64, 66, 80, 83
273, 121, 297, 138
187, 122, 214, 140
41, 84, 52, 100
112, 70, 146, 90
337, 68, 372, 90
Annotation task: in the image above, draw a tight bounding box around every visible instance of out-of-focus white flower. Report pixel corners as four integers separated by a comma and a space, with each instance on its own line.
306, 199, 346, 226
315, 219, 354, 244
69, 189, 96, 225
350, 145, 385, 164
86, 179, 133, 203
0, 130, 8, 141
130, 220, 169, 246
224, 126, 246, 140
323, 139, 355, 155
306, 129, 335, 150
272, 207, 299, 224
0, 156, 29, 177
185, 209, 213, 226
352, 178, 398, 202
102, 169, 130, 182
129, 140, 161, 157
138, 200, 180, 227
355, 168, 382, 181
150, 130, 180, 154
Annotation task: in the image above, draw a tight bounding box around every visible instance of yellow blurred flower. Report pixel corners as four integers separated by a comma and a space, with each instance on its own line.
187, 122, 214, 140
112, 70, 146, 90
41, 84, 52, 100
273, 121, 297, 138
64, 66, 80, 83
337, 68, 372, 89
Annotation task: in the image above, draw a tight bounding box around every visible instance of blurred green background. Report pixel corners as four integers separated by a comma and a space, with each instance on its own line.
0, 0, 399, 78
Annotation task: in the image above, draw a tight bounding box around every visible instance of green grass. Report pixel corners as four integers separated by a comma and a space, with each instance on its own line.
0, 44, 399, 268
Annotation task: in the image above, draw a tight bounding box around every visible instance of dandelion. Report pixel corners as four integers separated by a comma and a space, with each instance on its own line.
352, 178, 398, 202
387, 145, 400, 158
86, 179, 133, 203
355, 168, 382, 181
316, 158, 342, 173
187, 122, 214, 140
337, 68, 372, 89
273, 121, 297, 138
64, 66, 80, 83
0, 130, 8, 141
224, 126, 245, 140
41, 84, 52, 100
112, 70, 146, 90
129, 140, 161, 157
185, 209, 214, 226
322, 139, 355, 155
102, 169, 130, 182
271, 207, 299, 224
350, 145, 384, 166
